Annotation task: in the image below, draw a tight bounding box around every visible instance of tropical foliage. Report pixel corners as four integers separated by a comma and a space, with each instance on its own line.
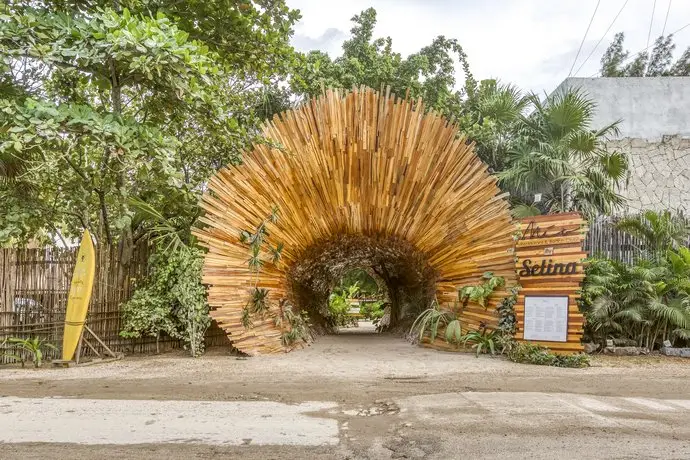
507, 342, 590, 368
615, 210, 690, 260
328, 282, 361, 328
458, 272, 505, 309
120, 246, 210, 356
582, 211, 690, 350
6, 336, 57, 368
499, 88, 629, 217
582, 250, 690, 349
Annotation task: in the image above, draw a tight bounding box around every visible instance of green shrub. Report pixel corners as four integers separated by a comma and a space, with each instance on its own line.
328, 283, 360, 327
458, 272, 505, 308
507, 342, 590, 368
461, 328, 498, 356
120, 247, 210, 356
410, 301, 456, 342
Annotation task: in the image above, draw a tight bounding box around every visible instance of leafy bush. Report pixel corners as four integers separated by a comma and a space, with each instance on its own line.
359, 299, 386, 329
458, 272, 505, 308
461, 329, 498, 356
120, 247, 210, 356
582, 250, 690, 349
507, 342, 590, 368
359, 300, 385, 320
410, 301, 457, 342
328, 283, 360, 327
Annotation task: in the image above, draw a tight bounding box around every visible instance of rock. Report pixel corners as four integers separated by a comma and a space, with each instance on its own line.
661, 347, 690, 358
604, 346, 649, 356
583, 343, 600, 354
612, 338, 637, 347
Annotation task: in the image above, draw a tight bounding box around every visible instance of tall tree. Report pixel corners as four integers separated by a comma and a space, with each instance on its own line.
601, 32, 690, 77
290, 8, 476, 119
0, 1, 300, 247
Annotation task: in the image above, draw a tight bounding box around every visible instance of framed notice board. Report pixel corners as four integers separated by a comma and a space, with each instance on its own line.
523, 295, 568, 342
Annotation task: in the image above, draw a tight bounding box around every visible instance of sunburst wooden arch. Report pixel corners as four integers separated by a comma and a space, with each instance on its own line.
194, 88, 517, 355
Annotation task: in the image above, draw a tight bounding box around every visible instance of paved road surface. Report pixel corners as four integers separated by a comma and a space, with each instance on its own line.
2, 391, 689, 459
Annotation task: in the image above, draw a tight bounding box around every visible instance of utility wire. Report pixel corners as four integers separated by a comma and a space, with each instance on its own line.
568, 0, 602, 77
661, 0, 672, 37
573, 0, 630, 76
646, 0, 657, 51
588, 21, 690, 77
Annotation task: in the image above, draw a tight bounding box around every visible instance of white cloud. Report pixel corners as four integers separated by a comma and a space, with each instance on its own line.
289, 0, 690, 94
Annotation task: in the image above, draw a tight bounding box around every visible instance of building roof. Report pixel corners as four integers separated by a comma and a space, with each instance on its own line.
553, 77, 690, 141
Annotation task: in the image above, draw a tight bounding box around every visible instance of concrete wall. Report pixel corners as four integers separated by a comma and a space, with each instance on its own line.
554, 77, 690, 213
554, 77, 690, 141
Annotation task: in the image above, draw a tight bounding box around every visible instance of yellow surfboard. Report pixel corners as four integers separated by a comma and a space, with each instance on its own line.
62, 229, 96, 361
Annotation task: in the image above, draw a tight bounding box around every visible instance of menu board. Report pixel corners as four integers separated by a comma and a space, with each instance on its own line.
523, 296, 568, 342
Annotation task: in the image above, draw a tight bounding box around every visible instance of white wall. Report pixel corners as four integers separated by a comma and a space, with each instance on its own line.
554, 77, 690, 141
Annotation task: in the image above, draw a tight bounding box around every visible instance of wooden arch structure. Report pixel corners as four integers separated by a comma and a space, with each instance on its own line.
194, 88, 517, 355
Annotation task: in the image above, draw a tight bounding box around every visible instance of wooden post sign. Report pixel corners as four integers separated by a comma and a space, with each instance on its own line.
513, 213, 588, 354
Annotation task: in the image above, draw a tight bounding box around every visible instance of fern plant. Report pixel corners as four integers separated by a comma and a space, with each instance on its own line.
458, 272, 505, 308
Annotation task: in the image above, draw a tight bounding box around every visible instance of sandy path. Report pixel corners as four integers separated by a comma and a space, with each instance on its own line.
1, 328, 688, 402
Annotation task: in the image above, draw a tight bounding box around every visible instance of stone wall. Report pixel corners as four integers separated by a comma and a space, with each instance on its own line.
607, 135, 690, 213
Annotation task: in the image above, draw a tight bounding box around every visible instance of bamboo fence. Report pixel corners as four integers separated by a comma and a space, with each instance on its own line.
0, 244, 228, 364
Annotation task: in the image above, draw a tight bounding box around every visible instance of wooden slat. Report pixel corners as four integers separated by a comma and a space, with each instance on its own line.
514, 214, 588, 354
194, 87, 518, 355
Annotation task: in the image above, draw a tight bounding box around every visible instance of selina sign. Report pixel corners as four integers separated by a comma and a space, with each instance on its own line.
518, 259, 577, 276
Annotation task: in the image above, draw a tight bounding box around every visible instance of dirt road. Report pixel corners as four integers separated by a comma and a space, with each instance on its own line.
1, 327, 689, 459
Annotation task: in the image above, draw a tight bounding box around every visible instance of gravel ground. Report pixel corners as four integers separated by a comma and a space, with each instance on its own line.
1, 326, 688, 402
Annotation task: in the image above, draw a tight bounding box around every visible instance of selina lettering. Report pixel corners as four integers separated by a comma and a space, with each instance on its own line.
518, 259, 577, 276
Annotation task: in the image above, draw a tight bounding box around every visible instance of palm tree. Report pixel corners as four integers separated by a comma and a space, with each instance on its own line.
461, 79, 529, 173
616, 210, 690, 260
499, 88, 629, 217
583, 254, 690, 349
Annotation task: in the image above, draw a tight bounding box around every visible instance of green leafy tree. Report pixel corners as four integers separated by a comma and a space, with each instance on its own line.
290, 8, 476, 119
0, 1, 300, 247
601, 32, 690, 77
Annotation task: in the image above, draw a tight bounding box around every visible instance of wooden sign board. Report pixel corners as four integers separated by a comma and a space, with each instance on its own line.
513, 213, 588, 354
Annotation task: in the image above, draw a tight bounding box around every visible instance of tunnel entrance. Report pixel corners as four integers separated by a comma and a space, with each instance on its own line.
287, 234, 438, 335
195, 88, 518, 356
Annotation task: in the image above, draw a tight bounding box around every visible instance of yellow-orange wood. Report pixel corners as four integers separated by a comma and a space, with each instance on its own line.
194, 88, 518, 355
514, 213, 588, 354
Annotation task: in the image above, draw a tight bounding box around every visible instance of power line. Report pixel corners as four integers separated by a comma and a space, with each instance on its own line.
588, 21, 690, 77
574, 0, 630, 76
661, 0, 672, 37
646, 0, 657, 51
568, 0, 602, 77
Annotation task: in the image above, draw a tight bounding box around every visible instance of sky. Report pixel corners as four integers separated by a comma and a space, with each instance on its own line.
288, 0, 690, 95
